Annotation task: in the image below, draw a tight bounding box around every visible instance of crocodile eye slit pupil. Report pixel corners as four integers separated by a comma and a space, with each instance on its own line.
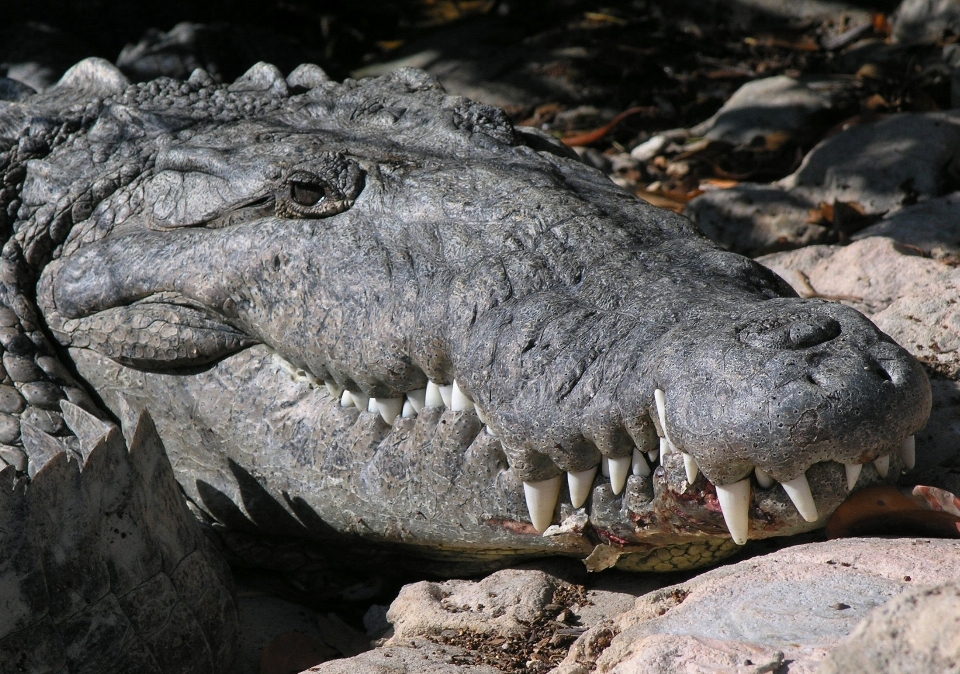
290, 181, 325, 207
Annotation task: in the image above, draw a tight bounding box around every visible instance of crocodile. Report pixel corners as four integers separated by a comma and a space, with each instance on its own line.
0, 57, 931, 668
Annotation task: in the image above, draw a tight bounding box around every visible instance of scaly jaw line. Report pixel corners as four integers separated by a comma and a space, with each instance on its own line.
276, 355, 914, 544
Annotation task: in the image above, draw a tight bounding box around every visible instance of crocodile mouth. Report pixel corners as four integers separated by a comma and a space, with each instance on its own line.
270, 347, 915, 547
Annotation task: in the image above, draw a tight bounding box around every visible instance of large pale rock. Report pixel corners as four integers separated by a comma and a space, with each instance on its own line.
554, 538, 960, 674
759, 237, 960, 470
305, 638, 501, 674
693, 76, 855, 147
853, 192, 960, 258
819, 579, 960, 673
688, 113, 960, 255
892, 0, 960, 43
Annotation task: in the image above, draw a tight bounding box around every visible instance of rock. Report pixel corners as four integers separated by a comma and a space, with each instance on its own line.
237, 593, 325, 674
686, 184, 827, 256
692, 75, 856, 147
852, 192, 960, 259
554, 538, 960, 674
688, 112, 960, 255
386, 569, 567, 641
303, 638, 501, 674
892, 0, 960, 44
818, 579, 960, 673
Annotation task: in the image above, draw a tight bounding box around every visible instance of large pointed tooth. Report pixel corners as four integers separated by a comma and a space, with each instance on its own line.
754, 467, 774, 489
632, 448, 651, 476
367, 396, 379, 413
523, 475, 563, 533
439, 384, 453, 408
406, 388, 426, 413
451, 380, 474, 411
601, 456, 610, 477
340, 391, 355, 408
654, 388, 668, 434
325, 380, 343, 399
609, 455, 631, 495
486, 426, 497, 437
659, 437, 670, 456
425, 382, 444, 408
844, 462, 862, 490
647, 449, 659, 463
377, 397, 403, 424
401, 400, 416, 418
781, 473, 818, 522
715, 478, 751, 545
475, 406, 488, 425
900, 436, 916, 470
352, 392, 370, 411
873, 455, 890, 478
567, 466, 598, 508
682, 453, 699, 484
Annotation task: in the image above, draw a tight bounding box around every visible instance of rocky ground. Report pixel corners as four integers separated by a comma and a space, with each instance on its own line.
5, 0, 960, 671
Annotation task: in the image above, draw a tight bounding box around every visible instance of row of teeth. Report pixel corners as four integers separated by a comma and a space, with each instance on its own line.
309, 366, 917, 545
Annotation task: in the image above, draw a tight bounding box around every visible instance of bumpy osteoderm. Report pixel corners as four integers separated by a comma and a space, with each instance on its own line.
2, 58, 932, 579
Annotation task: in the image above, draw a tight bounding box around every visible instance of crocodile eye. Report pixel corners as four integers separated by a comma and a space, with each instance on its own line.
290, 181, 327, 207
277, 154, 364, 219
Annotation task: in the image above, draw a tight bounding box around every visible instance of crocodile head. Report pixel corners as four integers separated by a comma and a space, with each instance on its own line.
26, 62, 930, 572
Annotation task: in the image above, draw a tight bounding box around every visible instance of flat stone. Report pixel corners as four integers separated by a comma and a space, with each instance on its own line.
819, 579, 960, 673
554, 538, 960, 674
692, 75, 856, 147
688, 112, 960, 255
892, 0, 960, 44
304, 637, 501, 674
852, 192, 960, 258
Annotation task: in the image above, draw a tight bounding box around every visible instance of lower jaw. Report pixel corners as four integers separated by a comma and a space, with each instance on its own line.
69, 345, 898, 573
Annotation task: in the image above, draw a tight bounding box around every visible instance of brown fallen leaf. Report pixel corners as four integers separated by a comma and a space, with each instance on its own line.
260, 631, 337, 674
561, 106, 657, 146
826, 486, 960, 539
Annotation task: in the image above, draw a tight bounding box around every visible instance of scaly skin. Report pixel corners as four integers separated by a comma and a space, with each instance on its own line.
2, 59, 932, 583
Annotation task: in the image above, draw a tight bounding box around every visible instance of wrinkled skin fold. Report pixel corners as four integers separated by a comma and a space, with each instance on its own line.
8, 61, 931, 571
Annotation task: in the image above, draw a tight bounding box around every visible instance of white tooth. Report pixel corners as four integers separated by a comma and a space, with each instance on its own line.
439, 384, 453, 408
567, 466, 598, 508
368, 397, 379, 413
900, 436, 916, 470
659, 437, 670, 456
425, 382, 444, 407
325, 380, 342, 399
754, 467, 774, 489
340, 391, 355, 408
844, 462, 862, 490
873, 455, 890, 478
523, 475, 563, 533
601, 456, 610, 477
451, 380, 474, 411
682, 453, 699, 484
377, 397, 403, 424
475, 406, 488, 424
715, 478, 751, 545
609, 456, 631, 495
781, 473, 818, 522
632, 448, 651, 477
401, 400, 416, 418
352, 392, 370, 411
406, 388, 426, 413
486, 426, 497, 437
647, 449, 659, 463
654, 388, 668, 430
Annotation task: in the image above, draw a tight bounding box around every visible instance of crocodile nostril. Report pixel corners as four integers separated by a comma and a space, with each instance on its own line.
739, 315, 841, 349
788, 318, 841, 348
866, 357, 893, 382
